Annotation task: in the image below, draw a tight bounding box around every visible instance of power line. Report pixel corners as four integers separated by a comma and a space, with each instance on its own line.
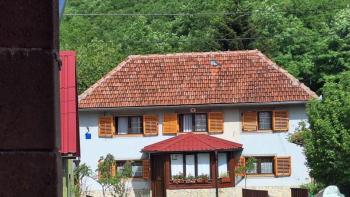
63, 6, 347, 17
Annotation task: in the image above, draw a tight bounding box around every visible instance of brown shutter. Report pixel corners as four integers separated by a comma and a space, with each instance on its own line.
273, 111, 289, 131
98, 116, 115, 137
97, 160, 102, 180
274, 156, 291, 177
163, 113, 179, 134
111, 162, 116, 177
242, 111, 257, 131
143, 114, 159, 136
208, 112, 224, 133
142, 160, 150, 180
236, 157, 246, 176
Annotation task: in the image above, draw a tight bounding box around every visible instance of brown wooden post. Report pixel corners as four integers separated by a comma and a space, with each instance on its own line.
215, 151, 219, 197
0, 0, 61, 196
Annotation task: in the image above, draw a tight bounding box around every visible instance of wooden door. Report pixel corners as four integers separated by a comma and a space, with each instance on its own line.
152, 154, 165, 197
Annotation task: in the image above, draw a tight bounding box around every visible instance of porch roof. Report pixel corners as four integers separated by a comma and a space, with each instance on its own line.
142, 133, 243, 153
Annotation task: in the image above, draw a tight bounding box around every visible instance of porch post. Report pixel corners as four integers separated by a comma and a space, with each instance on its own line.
215, 151, 219, 197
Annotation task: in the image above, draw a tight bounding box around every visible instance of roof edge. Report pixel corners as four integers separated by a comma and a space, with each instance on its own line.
125, 50, 258, 59
256, 50, 318, 99
78, 56, 134, 102
78, 100, 309, 111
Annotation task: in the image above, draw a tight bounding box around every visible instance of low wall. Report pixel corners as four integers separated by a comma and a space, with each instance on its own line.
88, 189, 151, 197
88, 186, 292, 197
166, 186, 292, 197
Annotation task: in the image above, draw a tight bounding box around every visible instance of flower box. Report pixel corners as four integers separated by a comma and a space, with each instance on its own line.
220, 177, 231, 183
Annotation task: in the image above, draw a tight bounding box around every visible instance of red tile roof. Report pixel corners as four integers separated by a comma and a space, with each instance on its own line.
79, 50, 317, 108
142, 133, 243, 153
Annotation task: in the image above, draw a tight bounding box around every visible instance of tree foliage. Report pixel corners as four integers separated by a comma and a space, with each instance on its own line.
235, 157, 257, 188
303, 72, 350, 195
73, 163, 92, 197
97, 154, 132, 197
61, 0, 350, 94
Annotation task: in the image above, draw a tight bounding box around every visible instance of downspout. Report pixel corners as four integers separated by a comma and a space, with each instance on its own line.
215, 151, 219, 197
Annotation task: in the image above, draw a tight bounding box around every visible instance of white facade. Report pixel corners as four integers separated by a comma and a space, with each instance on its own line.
79, 104, 310, 195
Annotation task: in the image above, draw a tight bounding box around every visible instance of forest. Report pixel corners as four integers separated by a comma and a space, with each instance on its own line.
61, 0, 350, 194
61, 0, 349, 94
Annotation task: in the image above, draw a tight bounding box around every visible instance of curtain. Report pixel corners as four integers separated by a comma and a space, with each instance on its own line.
117, 117, 128, 134
197, 153, 210, 176
185, 154, 195, 177
170, 154, 183, 176
183, 114, 192, 132
218, 153, 228, 177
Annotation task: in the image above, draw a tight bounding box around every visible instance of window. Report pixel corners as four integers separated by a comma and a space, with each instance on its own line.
170, 154, 184, 176
170, 153, 211, 178
246, 157, 274, 175
179, 113, 208, 132
116, 116, 143, 134
116, 160, 143, 177
258, 111, 272, 130
242, 110, 289, 132
218, 153, 228, 177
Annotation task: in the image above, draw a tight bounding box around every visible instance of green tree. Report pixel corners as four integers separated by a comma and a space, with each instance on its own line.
97, 154, 132, 197
73, 163, 92, 197
303, 72, 350, 195
235, 157, 257, 188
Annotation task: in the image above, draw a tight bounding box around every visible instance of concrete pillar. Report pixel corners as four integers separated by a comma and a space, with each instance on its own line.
0, 0, 61, 196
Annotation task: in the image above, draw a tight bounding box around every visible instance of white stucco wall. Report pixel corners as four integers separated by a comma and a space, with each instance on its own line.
79, 104, 310, 192
238, 104, 310, 187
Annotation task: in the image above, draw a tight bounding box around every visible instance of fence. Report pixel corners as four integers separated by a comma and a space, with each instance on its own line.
291, 188, 309, 197
242, 188, 268, 197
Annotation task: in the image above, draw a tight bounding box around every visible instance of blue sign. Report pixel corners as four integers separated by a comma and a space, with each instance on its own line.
85, 132, 91, 140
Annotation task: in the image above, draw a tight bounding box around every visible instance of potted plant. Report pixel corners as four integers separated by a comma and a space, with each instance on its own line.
185, 174, 196, 183
196, 174, 209, 183
219, 171, 231, 183
171, 173, 185, 184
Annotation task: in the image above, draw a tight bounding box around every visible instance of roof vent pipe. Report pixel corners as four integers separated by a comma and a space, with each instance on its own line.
210, 60, 221, 67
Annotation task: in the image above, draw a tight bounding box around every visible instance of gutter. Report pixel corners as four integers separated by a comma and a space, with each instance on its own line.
79, 101, 308, 112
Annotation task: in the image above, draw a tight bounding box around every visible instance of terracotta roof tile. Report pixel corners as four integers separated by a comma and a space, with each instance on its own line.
79, 50, 317, 108
142, 133, 243, 152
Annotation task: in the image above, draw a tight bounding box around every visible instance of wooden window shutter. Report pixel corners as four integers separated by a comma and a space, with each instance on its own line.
208, 112, 224, 133
273, 111, 289, 131
236, 157, 246, 176
97, 160, 102, 180
163, 113, 179, 134
242, 111, 257, 131
98, 116, 115, 137
111, 163, 116, 177
274, 156, 291, 177
142, 160, 150, 180
143, 114, 159, 136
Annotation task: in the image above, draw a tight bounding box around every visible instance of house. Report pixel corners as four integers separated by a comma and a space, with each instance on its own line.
60, 51, 80, 197
78, 50, 317, 197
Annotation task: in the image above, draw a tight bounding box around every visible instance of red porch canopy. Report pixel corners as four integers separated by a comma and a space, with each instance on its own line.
143, 133, 242, 153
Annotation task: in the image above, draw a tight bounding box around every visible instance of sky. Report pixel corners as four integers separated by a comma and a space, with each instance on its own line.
59, 0, 66, 18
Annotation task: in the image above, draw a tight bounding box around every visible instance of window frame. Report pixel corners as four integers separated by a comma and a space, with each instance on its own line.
179, 113, 208, 133
170, 153, 211, 179
115, 116, 144, 135
116, 160, 143, 178
257, 111, 273, 130
245, 156, 274, 175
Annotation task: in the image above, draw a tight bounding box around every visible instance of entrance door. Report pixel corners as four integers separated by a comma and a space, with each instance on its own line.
151, 154, 165, 197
